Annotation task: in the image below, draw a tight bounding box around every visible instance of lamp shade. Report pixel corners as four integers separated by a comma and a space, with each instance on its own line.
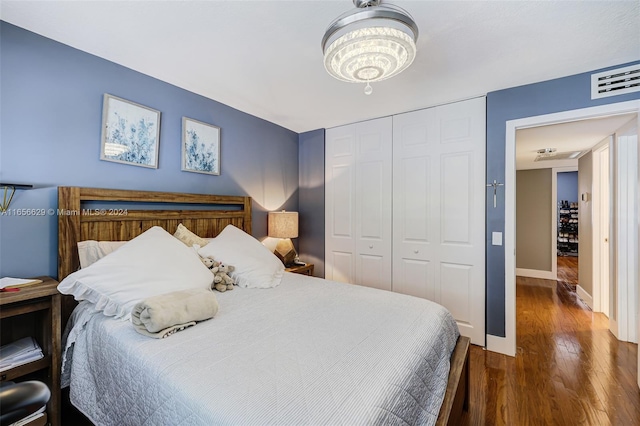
268, 211, 299, 239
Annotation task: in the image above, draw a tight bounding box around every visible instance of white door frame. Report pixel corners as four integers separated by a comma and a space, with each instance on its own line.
494, 99, 640, 357
612, 118, 639, 343
592, 137, 612, 316
637, 117, 640, 390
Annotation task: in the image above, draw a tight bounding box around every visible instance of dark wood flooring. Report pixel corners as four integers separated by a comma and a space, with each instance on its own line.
461, 276, 640, 425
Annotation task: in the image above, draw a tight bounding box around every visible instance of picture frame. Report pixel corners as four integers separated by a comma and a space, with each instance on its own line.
100, 94, 161, 168
181, 117, 221, 175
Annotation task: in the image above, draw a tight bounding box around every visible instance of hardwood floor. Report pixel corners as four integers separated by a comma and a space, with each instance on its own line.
557, 255, 579, 287
461, 276, 640, 425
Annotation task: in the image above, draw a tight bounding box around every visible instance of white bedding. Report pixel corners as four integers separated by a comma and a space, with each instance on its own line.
64, 272, 459, 426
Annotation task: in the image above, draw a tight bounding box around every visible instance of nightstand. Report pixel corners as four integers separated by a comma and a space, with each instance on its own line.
0, 277, 61, 426
285, 263, 314, 276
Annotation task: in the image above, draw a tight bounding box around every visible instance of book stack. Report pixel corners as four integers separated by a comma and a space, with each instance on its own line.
0, 337, 44, 372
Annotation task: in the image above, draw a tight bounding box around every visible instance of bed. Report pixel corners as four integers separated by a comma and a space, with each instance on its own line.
57, 186, 470, 426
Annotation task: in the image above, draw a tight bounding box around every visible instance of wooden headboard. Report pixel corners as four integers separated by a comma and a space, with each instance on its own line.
58, 187, 252, 281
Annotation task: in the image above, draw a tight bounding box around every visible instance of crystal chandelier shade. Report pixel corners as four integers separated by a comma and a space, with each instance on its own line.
322, 1, 418, 89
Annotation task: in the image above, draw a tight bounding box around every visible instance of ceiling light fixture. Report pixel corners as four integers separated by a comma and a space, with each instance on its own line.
322, 0, 419, 95
536, 148, 557, 157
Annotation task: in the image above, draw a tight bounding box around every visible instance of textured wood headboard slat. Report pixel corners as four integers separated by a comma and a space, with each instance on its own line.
76, 187, 248, 204
57, 187, 252, 281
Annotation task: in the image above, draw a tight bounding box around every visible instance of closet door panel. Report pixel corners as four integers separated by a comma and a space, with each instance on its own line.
399, 156, 430, 243
436, 98, 486, 345
393, 108, 434, 292
439, 262, 472, 324
393, 98, 486, 345
358, 161, 385, 240
330, 164, 353, 239
330, 251, 355, 284
441, 152, 472, 245
325, 125, 356, 283
354, 117, 393, 290
326, 117, 392, 289
358, 254, 389, 291
395, 258, 434, 300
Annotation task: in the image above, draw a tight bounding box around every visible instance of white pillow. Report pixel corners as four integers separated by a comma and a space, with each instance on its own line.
78, 240, 127, 268
58, 226, 214, 320
198, 225, 284, 289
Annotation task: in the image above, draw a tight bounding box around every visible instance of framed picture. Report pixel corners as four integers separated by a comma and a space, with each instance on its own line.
100, 94, 161, 168
181, 117, 221, 175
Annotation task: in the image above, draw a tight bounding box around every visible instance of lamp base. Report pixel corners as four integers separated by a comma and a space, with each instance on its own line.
274, 238, 297, 267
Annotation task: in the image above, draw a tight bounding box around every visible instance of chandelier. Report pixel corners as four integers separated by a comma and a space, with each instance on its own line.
322, 0, 418, 95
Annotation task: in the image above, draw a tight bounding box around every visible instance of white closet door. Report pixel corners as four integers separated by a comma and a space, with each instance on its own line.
326, 117, 392, 289
325, 123, 357, 284
392, 97, 486, 345
355, 117, 393, 290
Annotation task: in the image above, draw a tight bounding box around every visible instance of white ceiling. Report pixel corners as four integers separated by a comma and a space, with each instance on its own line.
1, 1, 639, 133
516, 113, 637, 170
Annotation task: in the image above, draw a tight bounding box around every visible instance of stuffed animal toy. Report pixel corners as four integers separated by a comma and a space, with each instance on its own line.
211, 261, 235, 292
200, 256, 215, 270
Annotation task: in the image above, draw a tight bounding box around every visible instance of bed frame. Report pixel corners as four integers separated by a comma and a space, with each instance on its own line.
57, 186, 469, 425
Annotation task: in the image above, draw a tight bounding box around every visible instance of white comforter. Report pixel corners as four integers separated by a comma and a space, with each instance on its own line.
64, 273, 459, 426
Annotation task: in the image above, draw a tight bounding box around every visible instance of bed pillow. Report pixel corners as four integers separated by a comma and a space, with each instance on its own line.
77, 240, 127, 268
198, 225, 284, 289
173, 223, 209, 248
58, 226, 214, 320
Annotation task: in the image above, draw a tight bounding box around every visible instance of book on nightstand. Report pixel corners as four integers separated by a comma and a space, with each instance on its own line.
0, 337, 44, 372
0, 277, 43, 290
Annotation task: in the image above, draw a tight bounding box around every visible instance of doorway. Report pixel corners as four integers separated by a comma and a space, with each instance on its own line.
556, 170, 579, 289
497, 100, 640, 357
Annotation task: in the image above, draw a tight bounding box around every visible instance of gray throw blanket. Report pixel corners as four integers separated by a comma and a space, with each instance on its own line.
131, 288, 219, 338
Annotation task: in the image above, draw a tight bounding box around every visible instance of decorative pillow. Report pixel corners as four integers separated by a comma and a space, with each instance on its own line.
78, 240, 127, 268
174, 223, 209, 248
198, 225, 284, 289
58, 226, 214, 320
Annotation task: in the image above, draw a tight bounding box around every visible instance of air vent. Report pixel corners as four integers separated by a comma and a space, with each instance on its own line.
591, 64, 640, 99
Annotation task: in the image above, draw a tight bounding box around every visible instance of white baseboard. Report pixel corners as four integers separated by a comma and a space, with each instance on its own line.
515, 268, 556, 280
486, 334, 516, 357
576, 285, 593, 310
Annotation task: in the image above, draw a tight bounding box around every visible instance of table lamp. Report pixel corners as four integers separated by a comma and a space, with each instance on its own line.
268, 210, 298, 266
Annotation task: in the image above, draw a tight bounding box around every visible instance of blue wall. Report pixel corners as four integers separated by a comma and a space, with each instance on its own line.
557, 171, 579, 204
486, 61, 640, 337
0, 22, 299, 279
298, 129, 325, 277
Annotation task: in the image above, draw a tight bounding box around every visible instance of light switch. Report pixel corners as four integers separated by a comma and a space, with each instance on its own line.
492, 232, 503, 246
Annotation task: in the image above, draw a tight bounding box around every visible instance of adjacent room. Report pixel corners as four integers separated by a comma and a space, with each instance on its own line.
1, 1, 639, 425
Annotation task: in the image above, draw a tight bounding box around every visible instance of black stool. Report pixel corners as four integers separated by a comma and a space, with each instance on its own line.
0, 381, 50, 426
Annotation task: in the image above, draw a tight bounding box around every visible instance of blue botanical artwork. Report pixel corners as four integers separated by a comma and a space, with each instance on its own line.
100, 94, 161, 168
182, 118, 220, 175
